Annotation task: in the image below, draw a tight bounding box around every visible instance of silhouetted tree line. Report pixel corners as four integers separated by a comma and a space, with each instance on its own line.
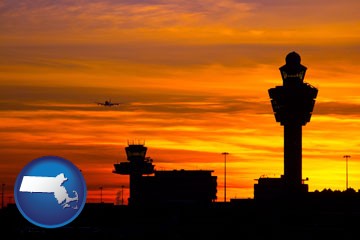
313, 187, 358, 195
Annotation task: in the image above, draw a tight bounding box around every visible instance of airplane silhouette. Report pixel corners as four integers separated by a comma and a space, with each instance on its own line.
96, 99, 121, 107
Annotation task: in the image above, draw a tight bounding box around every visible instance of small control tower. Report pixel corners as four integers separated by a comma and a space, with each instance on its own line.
113, 141, 155, 205
269, 51, 318, 190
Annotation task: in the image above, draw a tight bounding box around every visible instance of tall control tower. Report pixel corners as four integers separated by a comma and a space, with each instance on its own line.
269, 51, 318, 191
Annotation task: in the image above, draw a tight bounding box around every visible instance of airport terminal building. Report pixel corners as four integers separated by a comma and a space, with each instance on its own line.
113, 143, 217, 206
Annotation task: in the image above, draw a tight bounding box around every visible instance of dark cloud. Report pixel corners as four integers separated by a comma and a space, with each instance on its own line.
0, 85, 139, 105
314, 102, 360, 116
2, 84, 360, 117
2, 44, 359, 73
0, 85, 269, 114
0, 44, 282, 68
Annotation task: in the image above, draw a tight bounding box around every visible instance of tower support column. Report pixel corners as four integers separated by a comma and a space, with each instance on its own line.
284, 123, 302, 186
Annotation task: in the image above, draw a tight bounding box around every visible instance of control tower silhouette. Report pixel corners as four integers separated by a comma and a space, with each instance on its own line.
113, 141, 155, 206
255, 52, 318, 199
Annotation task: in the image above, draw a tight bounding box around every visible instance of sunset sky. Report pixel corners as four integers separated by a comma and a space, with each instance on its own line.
1, 0, 360, 204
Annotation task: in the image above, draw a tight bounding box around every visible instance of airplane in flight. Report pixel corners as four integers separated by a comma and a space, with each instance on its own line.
96, 99, 121, 107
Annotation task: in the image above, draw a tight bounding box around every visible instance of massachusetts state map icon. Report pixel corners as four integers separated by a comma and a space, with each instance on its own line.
14, 156, 87, 228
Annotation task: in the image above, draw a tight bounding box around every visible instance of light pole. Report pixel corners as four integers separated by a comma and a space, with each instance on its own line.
344, 155, 351, 190
121, 185, 124, 205
1, 184, 4, 209
222, 152, 229, 202
99, 186, 103, 203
